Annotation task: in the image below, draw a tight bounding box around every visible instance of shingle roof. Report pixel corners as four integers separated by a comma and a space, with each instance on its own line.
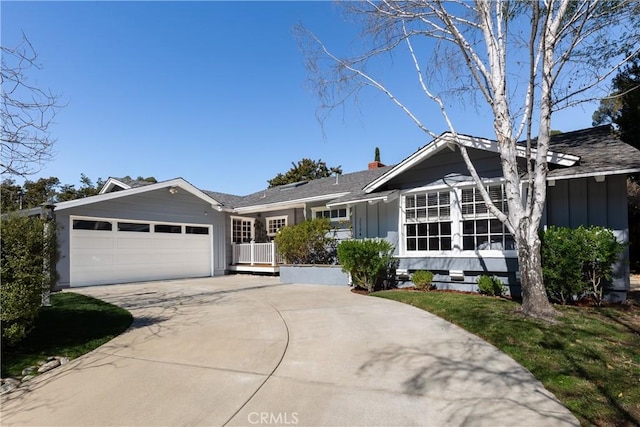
544, 126, 640, 178
114, 177, 157, 189
201, 190, 245, 209
232, 166, 393, 209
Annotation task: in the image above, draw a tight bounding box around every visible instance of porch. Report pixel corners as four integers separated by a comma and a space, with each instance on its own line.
228, 241, 285, 274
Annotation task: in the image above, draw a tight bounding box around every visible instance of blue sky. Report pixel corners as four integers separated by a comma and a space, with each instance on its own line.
2, 1, 599, 196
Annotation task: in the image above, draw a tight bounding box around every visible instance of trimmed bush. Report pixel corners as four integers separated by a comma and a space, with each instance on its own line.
477, 275, 504, 296
541, 226, 623, 305
275, 217, 337, 264
412, 270, 434, 291
1, 214, 59, 345
337, 239, 396, 292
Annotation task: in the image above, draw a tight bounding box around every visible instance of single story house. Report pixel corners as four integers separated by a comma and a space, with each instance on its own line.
49, 126, 640, 299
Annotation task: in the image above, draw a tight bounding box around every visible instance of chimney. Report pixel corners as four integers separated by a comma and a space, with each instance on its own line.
368, 147, 385, 169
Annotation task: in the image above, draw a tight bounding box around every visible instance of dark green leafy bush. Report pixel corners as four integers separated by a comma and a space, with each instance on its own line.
541, 226, 624, 305
477, 275, 505, 296
412, 270, 434, 291
337, 239, 395, 292
275, 217, 337, 264
1, 214, 59, 345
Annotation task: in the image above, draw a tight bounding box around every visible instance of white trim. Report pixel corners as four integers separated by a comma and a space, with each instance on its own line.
547, 168, 640, 182
326, 191, 399, 208
265, 215, 288, 236
364, 132, 579, 193
233, 193, 349, 214
99, 178, 131, 194
56, 178, 226, 211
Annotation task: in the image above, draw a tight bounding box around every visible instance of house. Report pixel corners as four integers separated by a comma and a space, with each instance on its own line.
50, 126, 640, 299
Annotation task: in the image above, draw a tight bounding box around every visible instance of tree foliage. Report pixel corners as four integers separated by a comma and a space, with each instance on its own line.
1, 214, 59, 345
592, 58, 640, 150
268, 158, 342, 188
1, 35, 63, 176
297, 1, 638, 319
274, 217, 337, 264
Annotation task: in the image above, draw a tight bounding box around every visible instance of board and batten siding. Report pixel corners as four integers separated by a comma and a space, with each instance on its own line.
55, 188, 227, 286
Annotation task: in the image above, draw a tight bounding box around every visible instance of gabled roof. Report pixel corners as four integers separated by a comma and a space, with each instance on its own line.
99, 177, 157, 194
364, 131, 581, 194
56, 178, 229, 212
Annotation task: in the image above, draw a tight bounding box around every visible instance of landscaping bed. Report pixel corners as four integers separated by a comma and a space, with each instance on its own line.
371, 289, 640, 427
1, 292, 133, 380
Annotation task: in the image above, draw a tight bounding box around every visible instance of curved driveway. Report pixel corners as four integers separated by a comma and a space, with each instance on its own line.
1, 276, 578, 426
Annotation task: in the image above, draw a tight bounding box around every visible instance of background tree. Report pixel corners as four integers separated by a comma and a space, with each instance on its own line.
1, 35, 62, 176
592, 57, 640, 150
268, 158, 342, 187
297, 1, 639, 319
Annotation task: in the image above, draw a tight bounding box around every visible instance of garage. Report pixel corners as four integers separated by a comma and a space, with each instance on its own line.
70, 216, 213, 286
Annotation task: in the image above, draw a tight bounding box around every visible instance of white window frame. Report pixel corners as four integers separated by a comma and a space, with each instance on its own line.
266, 215, 288, 237
231, 216, 255, 243
399, 189, 453, 256
397, 180, 519, 259
311, 206, 349, 222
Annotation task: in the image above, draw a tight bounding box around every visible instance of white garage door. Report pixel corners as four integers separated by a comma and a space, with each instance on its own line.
70, 216, 212, 286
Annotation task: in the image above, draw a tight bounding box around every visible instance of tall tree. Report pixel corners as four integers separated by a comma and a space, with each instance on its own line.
592, 58, 640, 150
297, 1, 639, 319
1, 35, 63, 176
268, 158, 342, 187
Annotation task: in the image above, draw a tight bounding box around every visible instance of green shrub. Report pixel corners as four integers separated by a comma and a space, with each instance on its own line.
412, 270, 434, 291
540, 226, 585, 304
477, 275, 504, 296
275, 217, 337, 264
1, 214, 59, 345
541, 226, 624, 305
337, 239, 395, 292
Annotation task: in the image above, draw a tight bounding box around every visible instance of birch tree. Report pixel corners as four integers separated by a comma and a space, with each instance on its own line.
1, 35, 62, 176
297, 1, 639, 319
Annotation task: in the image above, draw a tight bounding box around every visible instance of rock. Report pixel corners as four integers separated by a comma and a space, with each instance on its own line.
22, 375, 35, 382
58, 357, 70, 366
37, 359, 60, 373
21, 366, 37, 376
1, 378, 20, 394
46, 356, 56, 362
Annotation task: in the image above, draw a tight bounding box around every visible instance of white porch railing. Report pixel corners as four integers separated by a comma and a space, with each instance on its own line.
232, 241, 285, 266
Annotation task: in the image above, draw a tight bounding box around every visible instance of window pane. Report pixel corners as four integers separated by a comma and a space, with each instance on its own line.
439, 192, 450, 205
118, 222, 150, 232
155, 224, 181, 233
407, 238, 416, 251
427, 193, 438, 206
505, 236, 516, 250
406, 210, 416, 221
338, 209, 347, 218
417, 238, 428, 251
186, 226, 209, 235
440, 206, 450, 219
463, 220, 474, 234
490, 219, 503, 234
417, 223, 428, 236
428, 223, 438, 235
416, 194, 427, 207
441, 222, 451, 235
73, 220, 112, 231
405, 196, 415, 208
407, 224, 417, 236
427, 207, 439, 219
416, 208, 426, 220
462, 189, 474, 203
463, 236, 475, 250
475, 220, 489, 234
441, 237, 452, 250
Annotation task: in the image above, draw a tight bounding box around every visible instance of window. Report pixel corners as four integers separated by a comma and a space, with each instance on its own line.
155, 224, 182, 234
404, 191, 451, 251
461, 185, 514, 250
73, 219, 112, 231
313, 208, 348, 221
266, 216, 287, 236
118, 222, 150, 232
186, 226, 209, 235
232, 218, 253, 243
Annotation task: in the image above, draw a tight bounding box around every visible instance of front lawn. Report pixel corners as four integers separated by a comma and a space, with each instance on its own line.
372, 290, 640, 427
2, 292, 133, 378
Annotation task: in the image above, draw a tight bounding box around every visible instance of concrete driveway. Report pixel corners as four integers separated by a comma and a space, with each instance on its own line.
1, 276, 578, 426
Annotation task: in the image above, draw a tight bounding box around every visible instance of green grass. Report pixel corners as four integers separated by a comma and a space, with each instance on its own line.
1, 292, 133, 378
372, 290, 640, 427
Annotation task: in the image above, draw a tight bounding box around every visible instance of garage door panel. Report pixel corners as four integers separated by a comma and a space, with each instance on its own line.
70, 218, 212, 286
